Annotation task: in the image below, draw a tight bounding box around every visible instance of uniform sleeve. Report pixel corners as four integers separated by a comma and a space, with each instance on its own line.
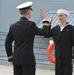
42, 21, 51, 37
71, 26, 74, 46
31, 21, 50, 37
71, 26, 74, 59
72, 47, 74, 59
5, 26, 14, 62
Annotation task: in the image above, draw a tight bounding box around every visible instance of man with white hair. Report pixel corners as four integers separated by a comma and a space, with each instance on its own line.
41, 9, 74, 75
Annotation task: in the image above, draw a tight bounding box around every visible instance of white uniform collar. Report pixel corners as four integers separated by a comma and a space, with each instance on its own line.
59, 22, 69, 31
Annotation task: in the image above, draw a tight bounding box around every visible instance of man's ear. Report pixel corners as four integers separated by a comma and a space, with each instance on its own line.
27, 10, 30, 16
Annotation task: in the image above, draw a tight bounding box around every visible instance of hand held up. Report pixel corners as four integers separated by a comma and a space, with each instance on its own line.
40, 8, 46, 20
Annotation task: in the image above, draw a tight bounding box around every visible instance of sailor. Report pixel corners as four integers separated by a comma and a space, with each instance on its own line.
47, 9, 74, 75
5, 1, 49, 75
49, 9, 74, 75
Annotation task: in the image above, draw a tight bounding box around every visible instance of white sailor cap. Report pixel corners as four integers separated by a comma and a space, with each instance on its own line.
57, 9, 70, 17
16, 1, 33, 10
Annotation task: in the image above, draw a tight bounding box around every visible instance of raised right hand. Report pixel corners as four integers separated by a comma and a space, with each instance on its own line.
49, 15, 54, 24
